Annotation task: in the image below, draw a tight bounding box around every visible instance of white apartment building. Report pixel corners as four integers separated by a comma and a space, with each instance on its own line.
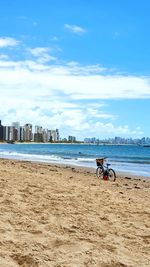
46, 129, 59, 142
12, 122, 20, 141
4, 126, 15, 141
4, 126, 9, 141
49, 129, 59, 142
35, 126, 43, 134
24, 124, 33, 142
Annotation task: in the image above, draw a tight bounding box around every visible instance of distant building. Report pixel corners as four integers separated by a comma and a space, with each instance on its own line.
12, 122, 20, 141
61, 138, 67, 142
68, 136, 76, 142
34, 133, 43, 142
3, 126, 9, 141
34, 125, 43, 142
49, 129, 59, 142
20, 126, 25, 142
34, 127, 59, 143
0, 120, 4, 141
42, 129, 48, 143
24, 124, 33, 142
35, 126, 43, 134
3, 126, 15, 141
84, 137, 96, 143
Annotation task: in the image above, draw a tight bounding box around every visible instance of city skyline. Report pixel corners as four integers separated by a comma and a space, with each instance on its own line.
0, 120, 60, 143
0, 119, 150, 144
0, 1, 150, 139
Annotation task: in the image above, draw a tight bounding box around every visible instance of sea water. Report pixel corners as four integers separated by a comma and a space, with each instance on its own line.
0, 143, 150, 177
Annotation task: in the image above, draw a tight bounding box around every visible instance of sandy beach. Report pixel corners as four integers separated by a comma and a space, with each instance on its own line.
0, 158, 150, 267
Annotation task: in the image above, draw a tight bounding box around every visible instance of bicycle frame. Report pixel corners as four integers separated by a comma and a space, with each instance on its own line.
96, 159, 116, 181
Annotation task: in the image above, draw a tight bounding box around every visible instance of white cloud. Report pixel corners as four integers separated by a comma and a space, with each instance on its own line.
28, 47, 50, 57
0, 54, 9, 60
86, 108, 116, 119
64, 24, 86, 34
27, 47, 57, 63
0, 47, 149, 138
0, 37, 19, 47
93, 122, 143, 137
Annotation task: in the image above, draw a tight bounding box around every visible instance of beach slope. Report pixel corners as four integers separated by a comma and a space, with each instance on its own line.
0, 159, 150, 266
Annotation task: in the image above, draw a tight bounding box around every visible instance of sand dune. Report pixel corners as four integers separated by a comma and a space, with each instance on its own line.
0, 159, 150, 266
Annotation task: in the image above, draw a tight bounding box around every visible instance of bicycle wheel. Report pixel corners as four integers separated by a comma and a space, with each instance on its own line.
96, 166, 104, 179
108, 168, 116, 181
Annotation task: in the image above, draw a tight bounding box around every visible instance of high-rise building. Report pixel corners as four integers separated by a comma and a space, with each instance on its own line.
9, 126, 15, 141
56, 129, 59, 142
3, 126, 9, 141
0, 120, 4, 141
68, 136, 76, 142
24, 124, 33, 142
20, 126, 25, 142
47, 130, 51, 142
49, 129, 59, 142
42, 129, 48, 143
12, 122, 20, 141
35, 125, 43, 134
3, 126, 15, 141
34, 133, 43, 142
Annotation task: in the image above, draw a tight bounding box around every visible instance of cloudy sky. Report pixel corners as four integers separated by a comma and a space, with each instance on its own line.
0, 0, 150, 140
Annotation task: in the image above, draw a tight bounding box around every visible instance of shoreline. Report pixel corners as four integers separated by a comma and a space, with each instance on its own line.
0, 158, 150, 266
1, 154, 150, 179
0, 142, 150, 178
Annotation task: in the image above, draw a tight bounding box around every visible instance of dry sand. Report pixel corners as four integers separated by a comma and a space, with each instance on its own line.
0, 158, 150, 267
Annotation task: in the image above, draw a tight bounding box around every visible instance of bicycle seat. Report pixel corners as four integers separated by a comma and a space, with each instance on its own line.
106, 163, 111, 167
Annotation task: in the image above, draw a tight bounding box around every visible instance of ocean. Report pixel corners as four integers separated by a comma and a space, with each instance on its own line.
0, 143, 150, 177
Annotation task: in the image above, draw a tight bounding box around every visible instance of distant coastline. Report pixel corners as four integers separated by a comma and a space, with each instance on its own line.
0, 141, 145, 146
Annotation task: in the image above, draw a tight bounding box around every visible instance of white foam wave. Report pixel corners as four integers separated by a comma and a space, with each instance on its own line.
0, 151, 96, 167
0, 150, 150, 177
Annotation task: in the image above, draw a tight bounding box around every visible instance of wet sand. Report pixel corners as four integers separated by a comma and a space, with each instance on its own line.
0, 158, 150, 267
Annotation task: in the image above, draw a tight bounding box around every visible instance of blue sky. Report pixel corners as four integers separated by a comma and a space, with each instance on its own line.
0, 0, 150, 140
